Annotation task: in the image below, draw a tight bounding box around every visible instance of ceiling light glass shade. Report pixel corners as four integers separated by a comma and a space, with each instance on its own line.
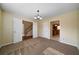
37, 16, 40, 18
34, 16, 42, 20
39, 17, 42, 19
34, 16, 37, 19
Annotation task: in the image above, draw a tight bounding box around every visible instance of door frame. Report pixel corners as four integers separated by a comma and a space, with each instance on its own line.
50, 20, 60, 41
22, 20, 33, 39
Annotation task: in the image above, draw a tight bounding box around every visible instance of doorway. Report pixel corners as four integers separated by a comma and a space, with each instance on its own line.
50, 20, 60, 41
22, 21, 33, 40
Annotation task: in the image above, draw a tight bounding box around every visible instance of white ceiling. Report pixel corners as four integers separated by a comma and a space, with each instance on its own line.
0, 3, 79, 19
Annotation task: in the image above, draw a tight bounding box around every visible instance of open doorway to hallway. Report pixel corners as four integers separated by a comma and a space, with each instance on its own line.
50, 20, 60, 41
22, 21, 33, 40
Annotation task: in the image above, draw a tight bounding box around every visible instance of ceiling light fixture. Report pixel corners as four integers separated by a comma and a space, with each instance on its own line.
34, 10, 42, 20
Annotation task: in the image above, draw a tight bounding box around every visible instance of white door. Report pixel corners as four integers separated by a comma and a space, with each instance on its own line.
13, 17, 22, 43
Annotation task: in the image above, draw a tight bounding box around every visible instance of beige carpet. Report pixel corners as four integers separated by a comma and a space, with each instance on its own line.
0, 37, 79, 55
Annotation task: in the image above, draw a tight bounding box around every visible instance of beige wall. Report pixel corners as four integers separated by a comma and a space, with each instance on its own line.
59, 10, 78, 47
38, 10, 79, 48
38, 20, 50, 39
2, 11, 13, 46
0, 9, 2, 47
77, 11, 79, 48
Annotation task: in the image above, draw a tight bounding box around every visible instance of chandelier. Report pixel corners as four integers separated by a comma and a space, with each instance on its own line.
34, 10, 42, 20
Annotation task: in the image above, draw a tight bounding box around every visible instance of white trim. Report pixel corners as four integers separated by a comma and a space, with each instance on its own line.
59, 40, 78, 48
0, 42, 13, 48
12, 40, 22, 44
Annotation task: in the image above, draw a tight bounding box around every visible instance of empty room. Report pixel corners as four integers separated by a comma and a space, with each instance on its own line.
0, 3, 79, 55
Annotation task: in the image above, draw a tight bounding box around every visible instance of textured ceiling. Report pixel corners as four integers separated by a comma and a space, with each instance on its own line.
0, 3, 79, 19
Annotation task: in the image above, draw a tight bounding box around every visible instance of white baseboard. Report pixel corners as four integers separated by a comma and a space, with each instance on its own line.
12, 41, 22, 44
0, 40, 22, 48
0, 42, 13, 48
59, 40, 78, 49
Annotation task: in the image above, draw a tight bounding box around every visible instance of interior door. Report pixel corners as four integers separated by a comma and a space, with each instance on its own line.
13, 17, 22, 43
